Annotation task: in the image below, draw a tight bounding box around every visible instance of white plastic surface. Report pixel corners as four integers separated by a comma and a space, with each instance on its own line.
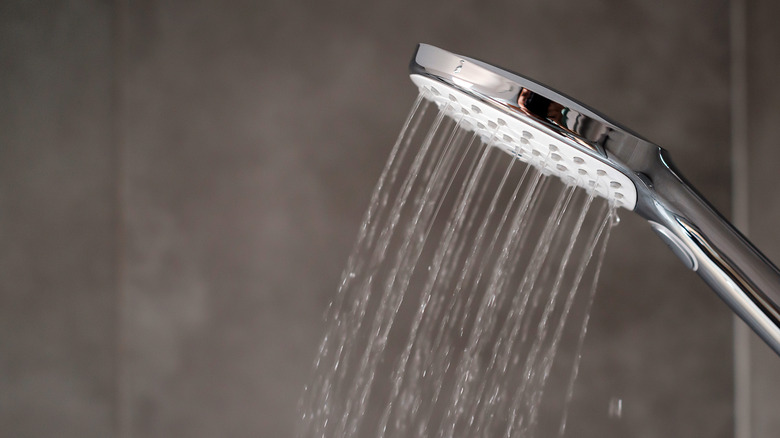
411, 74, 637, 210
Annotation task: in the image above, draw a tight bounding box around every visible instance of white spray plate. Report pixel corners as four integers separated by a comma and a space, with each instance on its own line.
410, 74, 637, 210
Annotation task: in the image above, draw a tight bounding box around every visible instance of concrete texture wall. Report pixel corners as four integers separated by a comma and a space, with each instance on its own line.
0, 0, 776, 437
0, 2, 117, 436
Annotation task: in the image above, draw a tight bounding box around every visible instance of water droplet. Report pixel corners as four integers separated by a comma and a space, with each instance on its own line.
608, 397, 623, 418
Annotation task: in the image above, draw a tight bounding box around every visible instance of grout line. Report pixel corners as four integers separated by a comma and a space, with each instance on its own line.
731, 0, 749, 229
730, 0, 752, 436
112, 0, 129, 436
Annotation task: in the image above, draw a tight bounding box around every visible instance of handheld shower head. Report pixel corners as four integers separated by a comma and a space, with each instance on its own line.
409, 43, 780, 356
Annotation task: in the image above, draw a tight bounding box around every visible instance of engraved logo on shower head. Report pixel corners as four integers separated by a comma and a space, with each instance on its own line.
453, 59, 464, 74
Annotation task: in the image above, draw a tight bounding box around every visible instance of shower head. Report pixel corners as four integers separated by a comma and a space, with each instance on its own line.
409, 43, 780, 356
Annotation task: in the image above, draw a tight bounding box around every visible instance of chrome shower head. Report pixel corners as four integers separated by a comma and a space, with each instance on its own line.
409, 43, 780, 356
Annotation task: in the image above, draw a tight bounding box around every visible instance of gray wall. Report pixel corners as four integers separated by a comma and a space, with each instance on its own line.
0, 0, 776, 437
1, 2, 117, 436
744, 0, 780, 434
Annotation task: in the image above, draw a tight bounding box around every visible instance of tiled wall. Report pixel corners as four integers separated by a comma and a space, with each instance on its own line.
1, 0, 776, 436
744, 0, 780, 435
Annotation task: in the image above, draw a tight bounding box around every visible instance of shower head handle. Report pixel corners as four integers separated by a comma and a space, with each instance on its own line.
639, 148, 780, 351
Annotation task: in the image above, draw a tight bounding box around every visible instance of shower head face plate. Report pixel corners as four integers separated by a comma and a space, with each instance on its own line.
411, 74, 636, 209
409, 44, 647, 211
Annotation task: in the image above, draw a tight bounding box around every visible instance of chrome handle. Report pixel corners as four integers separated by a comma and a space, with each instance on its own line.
639, 152, 780, 356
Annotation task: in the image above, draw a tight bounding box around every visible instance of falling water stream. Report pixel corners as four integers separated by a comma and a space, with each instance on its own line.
299, 95, 620, 438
